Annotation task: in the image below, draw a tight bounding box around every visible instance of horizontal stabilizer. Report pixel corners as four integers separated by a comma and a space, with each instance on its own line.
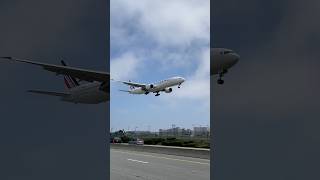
27, 90, 70, 97
119, 89, 130, 93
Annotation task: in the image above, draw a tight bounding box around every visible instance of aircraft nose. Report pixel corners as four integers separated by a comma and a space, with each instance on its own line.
232, 53, 240, 64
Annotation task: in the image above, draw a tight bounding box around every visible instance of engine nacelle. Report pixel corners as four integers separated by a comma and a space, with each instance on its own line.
99, 82, 109, 92
145, 84, 154, 90
164, 87, 172, 93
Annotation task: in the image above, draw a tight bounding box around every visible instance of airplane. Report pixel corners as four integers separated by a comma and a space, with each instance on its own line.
116, 76, 185, 96
0, 57, 109, 104
211, 48, 240, 84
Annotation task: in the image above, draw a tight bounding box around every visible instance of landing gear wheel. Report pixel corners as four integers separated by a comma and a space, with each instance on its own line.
217, 79, 224, 85
155, 92, 160, 96
145, 92, 149, 95
217, 70, 226, 85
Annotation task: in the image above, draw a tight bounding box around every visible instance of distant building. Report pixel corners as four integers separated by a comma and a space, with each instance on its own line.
181, 128, 192, 136
159, 127, 192, 137
193, 127, 209, 137
159, 127, 179, 136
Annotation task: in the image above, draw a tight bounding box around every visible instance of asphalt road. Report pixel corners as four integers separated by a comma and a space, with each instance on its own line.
110, 149, 210, 180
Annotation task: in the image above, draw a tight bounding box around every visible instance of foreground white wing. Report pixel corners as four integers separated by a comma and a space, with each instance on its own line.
1, 57, 109, 82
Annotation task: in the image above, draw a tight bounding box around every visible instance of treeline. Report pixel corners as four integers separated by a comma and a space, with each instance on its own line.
143, 137, 210, 148
111, 130, 210, 148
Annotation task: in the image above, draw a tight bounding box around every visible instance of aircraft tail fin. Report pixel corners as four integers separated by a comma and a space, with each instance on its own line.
61, 60, 80, 89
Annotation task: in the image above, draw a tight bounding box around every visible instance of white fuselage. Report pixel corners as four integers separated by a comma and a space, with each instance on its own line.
211, 48, 240, 75
61, 82, 109, 104
129, 77, 185, 94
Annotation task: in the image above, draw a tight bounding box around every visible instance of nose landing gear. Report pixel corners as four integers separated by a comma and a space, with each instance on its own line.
217, 69, 227, 85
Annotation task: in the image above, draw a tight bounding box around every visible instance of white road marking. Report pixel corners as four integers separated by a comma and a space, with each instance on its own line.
113, 150, 210, 165
127, 158, 149, 164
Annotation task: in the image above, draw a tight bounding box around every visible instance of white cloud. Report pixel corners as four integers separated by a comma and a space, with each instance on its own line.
163, 48, 210, 101
111, 0, 210, 103
111, 0, 210, 47
110, 52, 140, 80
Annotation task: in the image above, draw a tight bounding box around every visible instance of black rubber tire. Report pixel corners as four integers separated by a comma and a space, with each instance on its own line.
217, 79, 224, 84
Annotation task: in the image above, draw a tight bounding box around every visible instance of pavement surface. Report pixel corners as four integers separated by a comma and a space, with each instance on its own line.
110, 149, 210, 180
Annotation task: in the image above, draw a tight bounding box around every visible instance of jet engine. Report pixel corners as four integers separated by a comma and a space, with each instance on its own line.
145, 84, 154, 90
99, 82, 109, 92
164, 87, 172, 93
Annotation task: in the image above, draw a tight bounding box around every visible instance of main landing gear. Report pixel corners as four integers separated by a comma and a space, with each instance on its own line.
178, 84, 181, 88
155, 92, 160, 96
217, 78, 224, 85
217, 69, 227, 85
145, 92, 149, 95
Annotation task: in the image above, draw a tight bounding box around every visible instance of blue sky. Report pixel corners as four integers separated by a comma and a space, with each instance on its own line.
110, 0, 210, 132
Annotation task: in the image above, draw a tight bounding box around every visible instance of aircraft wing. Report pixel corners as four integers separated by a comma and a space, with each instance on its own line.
0, 57, 109, 82
28, 90, 70, 97
120, 81, 146, 88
